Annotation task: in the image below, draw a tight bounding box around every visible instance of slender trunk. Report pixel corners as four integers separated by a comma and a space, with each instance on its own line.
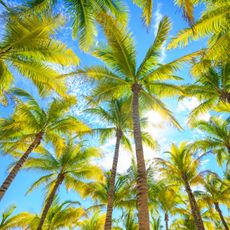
227, 146, 230, 155
0, 131, 43, 201
36, 173, 64, 230
182, 174, 205, 230
104, 130, 122, 230
131, 83, 150, 230
165, 213, 169, 230
214, 202, 229, 230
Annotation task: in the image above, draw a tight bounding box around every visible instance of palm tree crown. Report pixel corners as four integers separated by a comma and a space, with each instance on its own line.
168, 1, 230, 62
0, 88, 90, 201
198, 174, 230, 230
24, 0, 127, 51
24, 198, 85, 230
192, 117, 230, 164
77, 14, 201, 127
0, 13, 78, 103
184, 62, 230, 124
24, 138, 104, 230
156, 142, 206, 230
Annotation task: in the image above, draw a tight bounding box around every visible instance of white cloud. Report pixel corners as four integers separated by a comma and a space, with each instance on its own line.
177, 97, 210, 124
153, 4, 163, 36
177, 97, 200, 112
153, 3, 166, 62
197, 112, 210, 122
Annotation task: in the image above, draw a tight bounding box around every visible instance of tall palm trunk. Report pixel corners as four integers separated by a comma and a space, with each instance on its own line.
0, 131, 43, 201
182, 174, 205, 230
214, 202, 229, 230
37, 173, 64, 230
104, 130, 122, 230
165, 213, 169, 230
131, 83, 150, 230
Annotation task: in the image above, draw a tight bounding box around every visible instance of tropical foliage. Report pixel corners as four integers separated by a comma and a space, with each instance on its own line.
0, 11, 78, 104
0, 0, 229, 230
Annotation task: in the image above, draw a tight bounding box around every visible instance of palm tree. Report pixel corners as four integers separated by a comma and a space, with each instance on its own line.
149, 182, 181, 230
85, 99, 157, 230
0, 12, 78, 104
156, 142, 205, 230
82, 172, 136, 211
120, 210, 138, 230
73, 14, 201, 229
79, 211, 106, 230
0, 88, 90, 201
192, 117, 230, 164
168, 1, 230, 62
182, 62, 230, 125
22, 0, 127, 52
199, 174, 230, 230
23, 197, 85, 229
85, 99, 134, 230
14, 0, 203, 40
170, 209, 216, 230
0, 205, 33, 230
150, 214, 163, 230
23, 138, 103, 230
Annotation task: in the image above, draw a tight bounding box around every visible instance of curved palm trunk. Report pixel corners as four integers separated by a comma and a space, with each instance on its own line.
0, 131, 43, 201
182, 174, 205, 230
36, 173, 64, 230
131, 83, 150, 230
214, 202, 229, 230
104, 130, 122, 230
165, 213, 169, 230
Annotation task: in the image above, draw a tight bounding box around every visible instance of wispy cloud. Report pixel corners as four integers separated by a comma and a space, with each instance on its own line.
153, 3, 166, 62
177, 97, 210, 124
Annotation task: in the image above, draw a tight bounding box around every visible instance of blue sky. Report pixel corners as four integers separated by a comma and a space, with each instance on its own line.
0, 0, 227, 226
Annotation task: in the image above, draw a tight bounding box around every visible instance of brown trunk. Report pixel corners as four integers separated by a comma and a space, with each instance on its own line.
131, 83, 150, 230
165, 213, 169, 230
0, 131, 43, 201
104, 130, 122, 230
227, 146, 230, 155
36, 173, 64, 230
221, 92, 230, 104
182, 174, 205, 230
214, 202, 229, 230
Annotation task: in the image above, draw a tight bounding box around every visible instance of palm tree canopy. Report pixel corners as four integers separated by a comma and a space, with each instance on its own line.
192, 117, 230, 164
78, 211, 106, 230
23, 139, 104, 196
0, 88, 91, 156
168, 1, 230, 62
199, 173, 230, 208
22, 0, 127, 51
182, 62, 230, 125
24, 197, 85, 229
74, 14, 202, 129
81, 172, 136, 209
149, 181, 182, 215
85, 98, 158, 151
0, 205, 34, 230
156, 142, 204, 185
0, 13, 79, 103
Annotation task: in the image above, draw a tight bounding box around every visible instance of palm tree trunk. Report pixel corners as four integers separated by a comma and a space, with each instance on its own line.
104, 130, 122, 230
165, 213, 169, 230
182, 174, 205, 230
214, 202, 229, 230
131, 83, 150, 230
36, 173, 64, 230
0, 131, 43, 201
